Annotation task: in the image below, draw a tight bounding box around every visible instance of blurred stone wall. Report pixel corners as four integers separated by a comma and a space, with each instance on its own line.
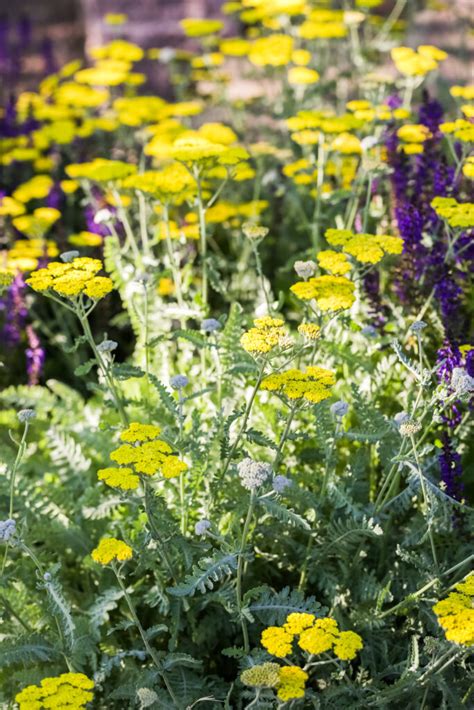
0, 0, 472, 101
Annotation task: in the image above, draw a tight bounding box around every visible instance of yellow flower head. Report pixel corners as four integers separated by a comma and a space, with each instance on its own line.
317, 250, 351, 275
288, 67, 320, 85
261, 626, 293, 657
91, 538, 133, 565
291, 274, 356, 311
15, 673, 94, 710
433, 574, 474, 647
249, 34, 294, 67
240, 317, 288, 354
26, 257, 113, 301
181, 18, 224, 37
298, 323, 321, 341
277, 666, 308, 702
240, 662, 280, 688
104, 422, 187, 482
66, 158, 137, 182
261, 366, 335, 404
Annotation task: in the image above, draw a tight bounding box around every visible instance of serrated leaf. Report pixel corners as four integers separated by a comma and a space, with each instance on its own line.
74, 359, 96, 376
112, 363, 145, 380
167, 553, 238, 597
257, 496, 311, 530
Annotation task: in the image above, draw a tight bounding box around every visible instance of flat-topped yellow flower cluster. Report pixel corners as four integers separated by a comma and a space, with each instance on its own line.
26, 257, 113, 300
98, 421, 187, 490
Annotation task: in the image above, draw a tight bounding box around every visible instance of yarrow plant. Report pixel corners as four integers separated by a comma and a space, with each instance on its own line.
0, 1, 472, 708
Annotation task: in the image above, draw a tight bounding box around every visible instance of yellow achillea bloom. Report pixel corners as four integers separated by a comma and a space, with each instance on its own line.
240, 317, 287, 354
158, 277, 175, 297
98, 467, 139, 491
391, 46, 442, 76
291, 274, 355, 311
92, 537, 133, 565
397, 124, 432, 144
26, 257, 113, 300
261, 366, 335, 404
333, 630, 364, 660
330, 132, 362, 154
284, 612, 316, 635
288, 67, 320, 85
68, 231, 103, 247
180, 18, 224, 37
317, 250, 351, 275
325, 228, 404, 265
123, 164, 195, 201
248, 34, 294, 67
12, 174, 53, 203
433, 574, 474, 647
240, 662, 280, 688
15, 672, 94, 710
12, 207, 61, 238
431, 197, 474, 229
261, 626, 293, 657
298, 323, 321, 340
104, 421, 187, 482
277, 666, 308, 701
66, 158, 137, 182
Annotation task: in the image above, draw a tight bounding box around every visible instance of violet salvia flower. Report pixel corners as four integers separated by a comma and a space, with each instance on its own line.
25, 325, 45, 386
1, 273, 27, 345
438, 433, 464, 501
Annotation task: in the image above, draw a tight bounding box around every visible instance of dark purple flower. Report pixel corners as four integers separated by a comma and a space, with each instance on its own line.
1, 273, 27, 345
25, 325, 45, 385
438, 432, 464, 501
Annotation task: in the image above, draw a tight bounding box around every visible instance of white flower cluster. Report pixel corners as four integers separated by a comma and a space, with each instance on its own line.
237, 457, 272, 491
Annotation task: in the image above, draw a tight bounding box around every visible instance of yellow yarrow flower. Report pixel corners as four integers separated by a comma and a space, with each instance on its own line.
98, 467, 139, 491
15, 673, 94, 710
291, 274, 356, 311
26, 257, 113, 300
91, 537, 133, 565
248, 34, 294, 67
288, 67, 320, 85
240, 317, 288, 354
317, 250, 351, 275
433, 574, 474, 646
261, 626, 293, 657
66, 158, 137, 182
105, 422, 187, 481
261, 366, 335, 404
277, 666, 308, 701
181, 18, 224, 37
240, 662, 280, 688
298, 323, 321, 341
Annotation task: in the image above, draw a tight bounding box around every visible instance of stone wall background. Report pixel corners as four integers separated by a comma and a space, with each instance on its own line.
0, 0, 472, 102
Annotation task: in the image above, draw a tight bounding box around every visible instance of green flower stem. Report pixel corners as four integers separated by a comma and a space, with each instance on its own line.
221, 359, 267, 478
236, 491, 256, 654
273, 404, 298, 470
195, 170, 209, 312
113, 565, 180, 707
162, 202, 186, 314
179, 471, 187, 535
76, 304, 129, 426
8, 420, 30, 519
251, 242, 272, 315
410, 434, 438, 570
112, 189, 142, 265
311, 132, 326, 251
362, 172, 373, 233
297, 536, 313, 592
374, 0, 408, 47
1, 421, 31, 576
137, 190, 151, 258
143, 484, 180, 586
20, 543, 75, 672
320, 422, 340, 498
378, 553, 474, 619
